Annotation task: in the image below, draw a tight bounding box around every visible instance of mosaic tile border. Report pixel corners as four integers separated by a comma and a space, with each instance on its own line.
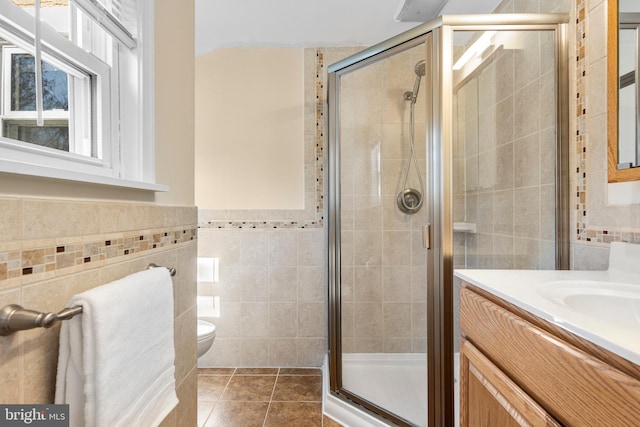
199, 48, 325, 230
0, 226, 197, 286
575, 0, 640, 245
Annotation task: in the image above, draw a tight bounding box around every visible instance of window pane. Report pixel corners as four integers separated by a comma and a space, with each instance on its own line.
3, 120, 69, 151
1, 41, 94, 158
10, 53, 69, 111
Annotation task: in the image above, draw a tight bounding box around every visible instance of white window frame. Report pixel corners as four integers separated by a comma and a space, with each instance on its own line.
0, 0, 164, 191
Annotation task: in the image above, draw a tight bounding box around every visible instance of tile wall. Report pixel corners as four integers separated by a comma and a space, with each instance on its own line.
337, 45, 429, 354
571, 0, 640, 268
197, 228, 326, 367
0, 198, 198, 426
453, 29, 558, 271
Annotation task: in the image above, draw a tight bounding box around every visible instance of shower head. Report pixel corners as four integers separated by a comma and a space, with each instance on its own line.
403, 60, 427, 103
414, 60, 426, 77
409, 60, 425, 103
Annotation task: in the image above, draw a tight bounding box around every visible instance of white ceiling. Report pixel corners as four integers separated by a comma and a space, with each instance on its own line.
195, 0, 502, 56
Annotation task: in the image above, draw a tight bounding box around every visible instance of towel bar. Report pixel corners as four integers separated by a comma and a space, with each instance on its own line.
0, 263, 176, 336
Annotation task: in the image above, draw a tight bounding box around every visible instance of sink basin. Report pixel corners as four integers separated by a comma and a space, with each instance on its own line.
538, 280, 640, 327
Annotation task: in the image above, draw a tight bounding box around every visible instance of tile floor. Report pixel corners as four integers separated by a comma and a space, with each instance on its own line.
197, 368, 343, 427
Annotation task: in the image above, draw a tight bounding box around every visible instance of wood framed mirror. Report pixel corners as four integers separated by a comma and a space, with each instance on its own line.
608, 0, 640, 182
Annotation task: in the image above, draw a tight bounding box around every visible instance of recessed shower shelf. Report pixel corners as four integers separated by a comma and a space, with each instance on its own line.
453, 222, 477, 234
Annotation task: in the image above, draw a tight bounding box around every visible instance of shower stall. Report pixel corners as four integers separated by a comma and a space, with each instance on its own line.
326, 14, 570, 427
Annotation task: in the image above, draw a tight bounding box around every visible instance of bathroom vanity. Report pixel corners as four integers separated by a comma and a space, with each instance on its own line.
455, 247, 640, 426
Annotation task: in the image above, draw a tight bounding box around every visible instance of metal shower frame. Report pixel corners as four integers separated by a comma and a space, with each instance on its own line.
327, 13, 570, 427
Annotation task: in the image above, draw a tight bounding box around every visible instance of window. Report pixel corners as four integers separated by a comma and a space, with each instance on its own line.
0, 0, 163, 190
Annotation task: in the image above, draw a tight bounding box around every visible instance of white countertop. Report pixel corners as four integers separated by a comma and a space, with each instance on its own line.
454, 268, 640, 366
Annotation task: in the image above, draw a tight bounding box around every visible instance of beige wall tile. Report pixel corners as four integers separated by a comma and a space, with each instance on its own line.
199, 337, 241, 367
354, 338, 383, 353
539, 71, 557, 130
268, 231, 297, 267
297, 302, 326, 338
495, 96, 514, 145
296, 229, 324, 267
572, 242, 610, 270
411, 266, 428, 301
241, 338, 270, 366
588, 1, 606, 63
514, 32, 541, 89
494, 235, 516, 269
0, 198, 22, 243
383, 267, 412, 302
268, 267, 297, 302
23, 200, 100, 240
493, 190, 514, 235
199, 229, 240, 267
269, 338, 298, 366
340, 267, 355, 302
174, 305, 197, 385
514, 187, 541, 239
353, 231, 382, 266
269, 303, 298, 337
297, 267, 325, 302
354, 266, 382, 302
297, 338, 326, 366
21, 277, 68, 403
382, 231, 412, 266
341, 302, 354, 338
540, 0, 570, 12
383, 302, 411, 338
0, 289, 22, 403
175, 244, 197, 317
514, 81, 540, 139
339, 231, 354, 266
238, 267, 269, 302
587, 57, 607, 118
514, 133, 540, 188
176, 367, 197, 427
384, 338, 412, 353
354, 302, 382, 338
240, 231, 269, 266
514, 0, 539, 13
240, 303, 269, 337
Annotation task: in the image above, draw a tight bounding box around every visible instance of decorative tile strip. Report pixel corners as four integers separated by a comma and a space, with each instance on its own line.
200, 220, 322, 230
576, 0, 588, 242
0, 226, 197, 283
200, 48, 326, 230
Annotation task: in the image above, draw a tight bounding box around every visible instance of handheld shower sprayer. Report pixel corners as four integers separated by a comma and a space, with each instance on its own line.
404, 60, 426, 103
398, 59, 426, 215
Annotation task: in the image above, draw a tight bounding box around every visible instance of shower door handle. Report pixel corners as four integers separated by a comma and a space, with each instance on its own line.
423, 223, 431, 249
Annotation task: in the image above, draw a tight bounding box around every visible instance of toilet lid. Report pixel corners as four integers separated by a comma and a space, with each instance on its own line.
197, 320, 216, 337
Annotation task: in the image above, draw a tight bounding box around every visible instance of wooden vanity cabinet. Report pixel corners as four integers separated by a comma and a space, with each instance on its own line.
459, 283, 640, 427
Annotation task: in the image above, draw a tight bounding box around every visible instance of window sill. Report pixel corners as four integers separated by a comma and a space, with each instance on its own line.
0, 159, 169, 192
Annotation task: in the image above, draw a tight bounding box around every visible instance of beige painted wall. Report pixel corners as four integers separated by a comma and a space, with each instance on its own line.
155, 0, 195, 207
195, 47, 305, 210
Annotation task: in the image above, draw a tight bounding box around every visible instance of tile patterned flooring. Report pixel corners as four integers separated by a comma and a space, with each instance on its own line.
198, 368, 343, 427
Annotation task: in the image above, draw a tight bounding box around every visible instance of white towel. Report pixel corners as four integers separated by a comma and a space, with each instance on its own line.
55, 268, 179, 427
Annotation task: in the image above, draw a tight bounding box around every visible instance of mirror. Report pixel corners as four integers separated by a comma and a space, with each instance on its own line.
609, 0, 640, 182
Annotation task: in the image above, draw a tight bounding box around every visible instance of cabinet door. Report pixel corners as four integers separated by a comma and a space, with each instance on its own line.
460, 340, 561, 427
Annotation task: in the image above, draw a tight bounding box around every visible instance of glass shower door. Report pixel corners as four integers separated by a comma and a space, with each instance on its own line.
331, 40, 430, 427
450, 26, 569, 426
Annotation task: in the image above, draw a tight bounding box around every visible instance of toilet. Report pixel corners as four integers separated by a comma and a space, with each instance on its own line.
197, 319, 216, 359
